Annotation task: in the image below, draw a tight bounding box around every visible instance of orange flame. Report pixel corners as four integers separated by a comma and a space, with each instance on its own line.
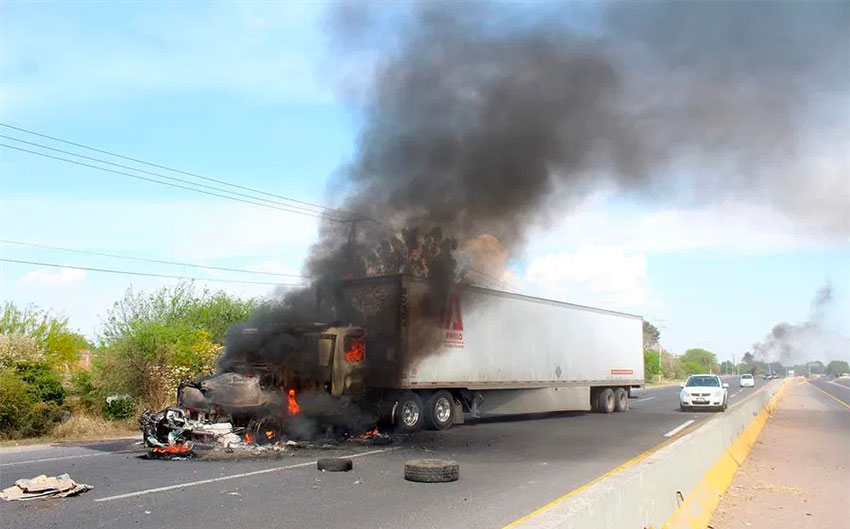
288, 388, 301, 416
361, 427, 379, 439
264, 430, 275, 440
244, 432, 255, 444
151, 443, 192, 454
344, 336, 365, 363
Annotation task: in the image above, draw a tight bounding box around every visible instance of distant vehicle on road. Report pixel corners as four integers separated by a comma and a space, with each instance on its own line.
739, 374, 755, 387
839, 373, 850, 379
680, 374, 728, 412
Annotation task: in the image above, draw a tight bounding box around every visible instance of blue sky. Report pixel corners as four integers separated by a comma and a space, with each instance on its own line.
1, 2, 848, 364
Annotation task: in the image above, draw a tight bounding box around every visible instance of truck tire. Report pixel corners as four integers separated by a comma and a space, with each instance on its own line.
317, 458, 353, 472
404, 459, 459, 483
597, 388, 616, 413
424, 390, 454, 430
614, 388, 629, 412
394, 391, 425, 433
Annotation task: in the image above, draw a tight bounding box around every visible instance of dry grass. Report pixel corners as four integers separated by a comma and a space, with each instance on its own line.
49, 411, 138, 441
646, 378, 684, 387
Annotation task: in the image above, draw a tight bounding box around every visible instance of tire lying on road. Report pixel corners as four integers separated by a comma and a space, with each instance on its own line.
404, 459, 459, 483
317, 458, 353, 472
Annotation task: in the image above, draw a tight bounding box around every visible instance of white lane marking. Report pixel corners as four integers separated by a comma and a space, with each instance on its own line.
0, 452, 110, 467
638, 397, 656, 402
827, 380, 850, 391
663, 420, 695, 438
728, 389, 744, 400
94, 446, 399, 502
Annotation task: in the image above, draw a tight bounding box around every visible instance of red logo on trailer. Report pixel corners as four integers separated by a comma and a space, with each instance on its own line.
611, 369, 634, 375
444, 294, 464, 348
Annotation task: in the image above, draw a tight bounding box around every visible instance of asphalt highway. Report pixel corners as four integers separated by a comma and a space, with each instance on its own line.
808, 376, 850, 408
1, 376, 770, 529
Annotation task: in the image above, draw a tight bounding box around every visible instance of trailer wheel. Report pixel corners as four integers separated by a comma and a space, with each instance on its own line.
597, 388, 616, 413
404, 459, 459, 483
394, 391, 425, 433
614, 388, 629, 412
424, 390, 454, 431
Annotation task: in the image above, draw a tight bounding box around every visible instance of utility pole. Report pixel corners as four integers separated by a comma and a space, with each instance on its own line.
346, 218, 359, 280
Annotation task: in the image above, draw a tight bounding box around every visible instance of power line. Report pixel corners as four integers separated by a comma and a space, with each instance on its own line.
0, 122, 350, 217
0, 258, 308, 287
0, 124, 528, 293
0, 143, 348, 221
0, 239, 313, 279
0, 134, 345, 219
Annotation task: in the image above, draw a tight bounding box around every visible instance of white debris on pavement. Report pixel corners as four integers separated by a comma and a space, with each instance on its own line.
0, 473, 93, 501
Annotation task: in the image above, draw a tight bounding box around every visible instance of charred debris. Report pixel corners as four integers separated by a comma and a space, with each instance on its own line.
139, 233, 450, 459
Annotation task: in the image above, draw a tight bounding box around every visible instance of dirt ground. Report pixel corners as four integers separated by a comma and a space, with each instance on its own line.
710, 381, 850, 529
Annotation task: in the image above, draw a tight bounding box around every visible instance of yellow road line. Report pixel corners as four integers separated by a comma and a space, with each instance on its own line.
662, 379, 789, 528
807, 381, 850, 410
501, 440, 664, 528
501, 412, 710, 528
502, 379, 783, 529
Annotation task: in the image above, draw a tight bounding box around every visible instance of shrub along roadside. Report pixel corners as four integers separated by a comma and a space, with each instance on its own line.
0, 368, 64, 439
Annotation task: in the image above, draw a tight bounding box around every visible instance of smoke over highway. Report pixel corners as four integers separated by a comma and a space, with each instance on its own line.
319, 2, 848, 278
220, 1, 848, 372
753, 284, 850, 365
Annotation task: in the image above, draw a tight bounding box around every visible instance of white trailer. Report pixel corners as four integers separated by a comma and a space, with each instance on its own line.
333, 275, 644, 431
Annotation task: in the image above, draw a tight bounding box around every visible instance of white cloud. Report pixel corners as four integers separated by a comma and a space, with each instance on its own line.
23, 266, 85, 285
524, 246, 649, 310
527, 194, 848, 257
517, 194, 848, 315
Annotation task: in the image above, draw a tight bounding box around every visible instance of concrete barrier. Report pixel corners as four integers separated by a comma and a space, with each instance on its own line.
510, 379, 790, 529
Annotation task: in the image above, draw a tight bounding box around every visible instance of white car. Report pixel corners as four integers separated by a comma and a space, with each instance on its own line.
680, 374, 728, 412
739, 374, 755, 387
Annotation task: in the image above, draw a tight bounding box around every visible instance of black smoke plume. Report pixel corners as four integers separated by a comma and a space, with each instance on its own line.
752, 284, 850, 365
218, 1, 848, 385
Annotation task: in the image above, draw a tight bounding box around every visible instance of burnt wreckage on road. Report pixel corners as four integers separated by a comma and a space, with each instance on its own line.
142, 274, 644, 453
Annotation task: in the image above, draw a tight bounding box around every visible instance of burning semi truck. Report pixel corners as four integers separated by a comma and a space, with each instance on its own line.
168, 274, 643, 437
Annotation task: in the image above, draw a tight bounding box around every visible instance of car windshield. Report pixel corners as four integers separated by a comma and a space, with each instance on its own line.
686, 376, 720, 387
742, 375, 753, 379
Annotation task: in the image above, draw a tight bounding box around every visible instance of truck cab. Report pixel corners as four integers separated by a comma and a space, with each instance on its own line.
311, 326, 369, 398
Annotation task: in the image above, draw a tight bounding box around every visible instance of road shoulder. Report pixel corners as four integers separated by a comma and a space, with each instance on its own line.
709, 381, 850, 529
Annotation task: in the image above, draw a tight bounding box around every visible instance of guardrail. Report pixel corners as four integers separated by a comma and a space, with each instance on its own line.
513, 378, 790, 529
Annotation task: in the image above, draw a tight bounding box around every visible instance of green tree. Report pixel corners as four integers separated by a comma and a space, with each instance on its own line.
719, 360, 736, 374
680, 348, 718, 374
98, 283, 255, 408
0, 369, 63, 439
0, 302, 88, 371
643, 321, 660, 350
660, 350, 687, 380
644, 349, 661, 377
0, 334, 45, 369
826, 360, 850, 376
